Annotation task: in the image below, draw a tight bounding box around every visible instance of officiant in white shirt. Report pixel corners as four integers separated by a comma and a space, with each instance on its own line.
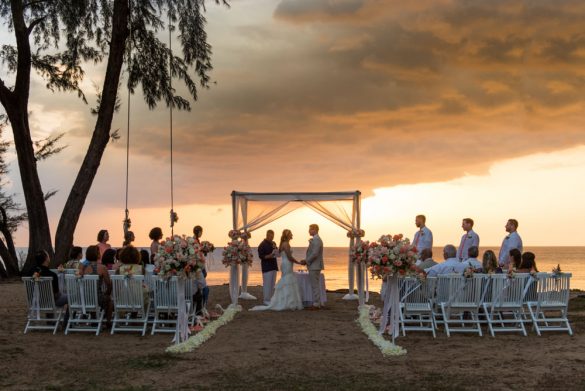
457, 218, 480, 260
498, 219, 523, 268
413, 215, 433, 253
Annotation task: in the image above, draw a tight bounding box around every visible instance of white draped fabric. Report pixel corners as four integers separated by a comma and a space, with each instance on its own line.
229, 191, 364, 304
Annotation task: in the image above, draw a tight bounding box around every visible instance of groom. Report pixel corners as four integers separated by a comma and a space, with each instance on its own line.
301, 224, 324, 309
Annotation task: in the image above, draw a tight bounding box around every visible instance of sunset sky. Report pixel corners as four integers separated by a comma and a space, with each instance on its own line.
1, 0, 585, 249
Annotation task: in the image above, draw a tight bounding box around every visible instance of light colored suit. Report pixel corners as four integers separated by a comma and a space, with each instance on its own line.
306, 234, 324, 306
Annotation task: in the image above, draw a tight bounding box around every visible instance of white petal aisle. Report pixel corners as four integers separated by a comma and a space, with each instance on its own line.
357, 305, 407, 357
166, 305, 242, 353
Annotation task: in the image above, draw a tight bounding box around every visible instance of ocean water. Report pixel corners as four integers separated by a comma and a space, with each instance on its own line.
11, 246, 584, 291
203, 246, 585, 292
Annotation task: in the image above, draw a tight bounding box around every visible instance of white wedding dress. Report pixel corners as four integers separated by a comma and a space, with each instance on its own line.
251, 251, 303, 311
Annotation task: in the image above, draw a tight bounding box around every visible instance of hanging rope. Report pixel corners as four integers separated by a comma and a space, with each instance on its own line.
168, 13, 178, 235
123, 0, 133, 236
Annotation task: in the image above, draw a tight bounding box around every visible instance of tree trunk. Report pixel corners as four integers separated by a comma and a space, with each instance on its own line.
54, 0, 130, 264
0, 0, 54, 274
0, 237, 17, 278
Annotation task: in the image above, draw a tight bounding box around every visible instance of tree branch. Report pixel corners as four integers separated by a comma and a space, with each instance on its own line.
23, 0, 52, 8
27, 15, 48, 35
0, 77, 13, 106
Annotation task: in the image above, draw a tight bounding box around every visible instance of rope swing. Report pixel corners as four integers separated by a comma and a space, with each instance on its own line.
168, 14, 178, 235
122, 1, 133, 237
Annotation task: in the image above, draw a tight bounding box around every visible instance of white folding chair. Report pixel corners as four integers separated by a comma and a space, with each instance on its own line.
483, 274, 529, 336
431, 276, 449, 328
400, 277, 436, 337
65, 274, 104, 335
111, 275, 150, 336
22, 277, 63, 334
527, 273, 573, 336
50, 269, 66, 294
440, 274, 485, 337
151, 276, 179, 334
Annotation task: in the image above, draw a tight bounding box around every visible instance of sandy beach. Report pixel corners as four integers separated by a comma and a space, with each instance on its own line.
1, 280, 584, 390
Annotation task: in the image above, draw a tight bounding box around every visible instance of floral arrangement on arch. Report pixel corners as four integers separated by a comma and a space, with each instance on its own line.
228, 230, 251, 241
367, 234, 420, 279
154, 235, 206, 279
347, 228, 365, 239
350, 240, 370, 263
222, 239, 254, 267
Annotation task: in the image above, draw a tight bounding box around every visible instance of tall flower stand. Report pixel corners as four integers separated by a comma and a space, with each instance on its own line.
239, 263, 257, 300
379, 274, 400, 343
229, 264, 240, 307
174, 277, 190, 345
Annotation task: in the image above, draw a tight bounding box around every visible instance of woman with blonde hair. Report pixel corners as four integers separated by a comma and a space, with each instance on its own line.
251, 229, 303, 311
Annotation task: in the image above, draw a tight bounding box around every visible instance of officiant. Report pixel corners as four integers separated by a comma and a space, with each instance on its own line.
258, 230, 278, 305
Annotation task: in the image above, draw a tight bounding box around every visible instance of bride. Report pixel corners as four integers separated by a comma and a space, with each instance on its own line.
251, 229, 303, 311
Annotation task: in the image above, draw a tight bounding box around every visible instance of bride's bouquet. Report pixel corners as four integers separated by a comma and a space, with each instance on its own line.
368, 234, 420, 280
200, 241, 215, 256
154, 235, 206, 279
222, 239, 254, 267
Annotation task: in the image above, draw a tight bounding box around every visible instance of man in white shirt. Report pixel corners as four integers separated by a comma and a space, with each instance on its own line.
498, 219, 523, 268
457, 218, 480, 260
412, 215, 433, 253
454, 246, 482, 273
426, 245, 460, 276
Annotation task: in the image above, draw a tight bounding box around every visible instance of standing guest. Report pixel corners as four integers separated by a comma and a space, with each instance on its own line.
498, 219, 523, 268
117, 245, 144, 275
518, 252, 538, 273
123, 231, 135, 247
258, 230, 279, 305
101, 248, 117, 271
425, 245, 459, 276
96, 229, 111, 263
481, 250, 501, 274
192, 225, 209, 309
30, 250, 68, 307
457, 218, 480, 260
412, 215, 433, 254
417, 248, 437, 270
139, 249, 150, 267
79, 245, 112, 326
65, 246, 83, 269
149, 227, 163, 263
454, 246, 482, 273
508, 248, 522, 271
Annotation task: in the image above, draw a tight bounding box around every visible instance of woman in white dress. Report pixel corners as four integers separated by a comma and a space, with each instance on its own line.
251, 229, 303, 311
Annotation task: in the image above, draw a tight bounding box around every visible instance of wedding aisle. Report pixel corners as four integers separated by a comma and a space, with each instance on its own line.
2, 281, 585, 390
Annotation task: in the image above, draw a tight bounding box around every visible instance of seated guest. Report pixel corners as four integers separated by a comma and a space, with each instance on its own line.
30, 250, 68, 307
116, 245, 144, 275
481, 250, 501, 274
96, 229, 112, 263
417, 248, 436, 270
426, 245, 460, 277
101, 248, 117, 271
149, 227, 163, 263
80, 245, 113, 326
517, 251, 539, 273
509, 248, 522, 271
139, 249, 150, 267
123, 230, 135, 247
64, 246, 83, 269
454, 246, 482, 273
